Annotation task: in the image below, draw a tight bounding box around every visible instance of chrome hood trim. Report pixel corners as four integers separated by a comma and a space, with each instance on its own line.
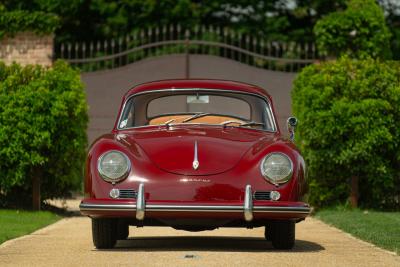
192, 141, 199, 170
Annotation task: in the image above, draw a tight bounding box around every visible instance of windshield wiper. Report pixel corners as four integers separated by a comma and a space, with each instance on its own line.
221, 120, 265, 128
182, 113, 210, 123
163, 118, 176, 126
221, 120, 242, 127
240, 121, 265, 127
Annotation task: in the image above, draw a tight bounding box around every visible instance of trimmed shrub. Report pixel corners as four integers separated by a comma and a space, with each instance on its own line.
292, 57, 400, 210
314, 0, 391, 59
0, 61, 88, 207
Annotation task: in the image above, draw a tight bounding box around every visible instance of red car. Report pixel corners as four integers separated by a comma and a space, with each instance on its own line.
80, 79, 310, 249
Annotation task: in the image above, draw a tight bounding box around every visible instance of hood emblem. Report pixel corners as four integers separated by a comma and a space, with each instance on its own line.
192, 141, 199, 170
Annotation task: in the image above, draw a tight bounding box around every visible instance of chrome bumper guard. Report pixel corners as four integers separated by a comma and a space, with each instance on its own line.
79, 183, 310, 221
136, 183, 145, 220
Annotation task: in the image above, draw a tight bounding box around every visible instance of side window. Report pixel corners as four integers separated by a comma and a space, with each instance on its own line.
119, 100, 134, 128
264, 106, 274, 131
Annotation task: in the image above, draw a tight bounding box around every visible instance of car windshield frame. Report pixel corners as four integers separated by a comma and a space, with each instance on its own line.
116, 88, 277, 132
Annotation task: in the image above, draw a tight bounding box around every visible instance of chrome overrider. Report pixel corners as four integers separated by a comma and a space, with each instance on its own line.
244, 184, 253, 221
80, 183, 311, 220
136, 183, 145, 220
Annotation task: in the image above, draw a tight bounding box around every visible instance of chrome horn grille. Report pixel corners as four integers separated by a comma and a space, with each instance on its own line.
118, 189, 137, 199
253, 191, 271, 201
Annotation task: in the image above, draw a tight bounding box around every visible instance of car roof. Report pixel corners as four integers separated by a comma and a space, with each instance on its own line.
125, 79, 271, 99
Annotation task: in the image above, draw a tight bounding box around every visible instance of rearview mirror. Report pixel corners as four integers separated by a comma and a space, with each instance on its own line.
287, 117, 298, 141
187, 95, 209, 104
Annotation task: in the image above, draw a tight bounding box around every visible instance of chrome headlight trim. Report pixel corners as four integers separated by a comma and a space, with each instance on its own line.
260, 152, 293, 185
97, 150, 131, 183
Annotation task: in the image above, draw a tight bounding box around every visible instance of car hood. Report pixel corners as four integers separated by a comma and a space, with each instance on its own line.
119, 126, 276, 176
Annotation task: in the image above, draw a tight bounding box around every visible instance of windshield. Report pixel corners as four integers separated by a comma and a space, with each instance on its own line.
118, 90, 276, 131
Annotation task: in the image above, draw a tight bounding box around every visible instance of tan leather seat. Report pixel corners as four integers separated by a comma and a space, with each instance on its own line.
149, 115, 245, 125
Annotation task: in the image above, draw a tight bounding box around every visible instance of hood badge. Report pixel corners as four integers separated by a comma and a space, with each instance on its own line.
192, 141, 199, 170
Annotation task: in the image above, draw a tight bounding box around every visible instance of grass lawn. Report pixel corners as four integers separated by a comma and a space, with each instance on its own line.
315, 208, 400, 255
0, 209, 60, 245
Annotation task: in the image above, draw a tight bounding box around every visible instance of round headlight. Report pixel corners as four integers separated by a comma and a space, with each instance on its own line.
98, 151, 131, 183
260, 153, 293, 185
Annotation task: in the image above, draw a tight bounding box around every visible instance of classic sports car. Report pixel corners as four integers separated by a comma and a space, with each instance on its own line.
80, 79, 310, 249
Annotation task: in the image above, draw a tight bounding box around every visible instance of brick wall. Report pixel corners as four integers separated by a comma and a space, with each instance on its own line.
0, 32, 53, 66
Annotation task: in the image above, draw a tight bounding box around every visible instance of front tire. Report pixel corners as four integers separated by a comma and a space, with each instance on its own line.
269, 220, 295, 249
117, 220, 129, 240
264, 222, 272, 241
92, 218, 118, 249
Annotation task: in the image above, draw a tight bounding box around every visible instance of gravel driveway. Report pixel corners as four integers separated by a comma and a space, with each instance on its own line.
0, 213, 398, 267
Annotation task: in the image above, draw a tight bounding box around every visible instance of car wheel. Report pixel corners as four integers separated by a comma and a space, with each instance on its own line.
92, 218, 118, 249
270, 220, 295, 249
264, 223, 272, 241
117, 220, 129, 240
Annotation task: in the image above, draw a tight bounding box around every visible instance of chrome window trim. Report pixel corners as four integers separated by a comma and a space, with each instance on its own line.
265, 106, 274, 130
116, 88, 278, 133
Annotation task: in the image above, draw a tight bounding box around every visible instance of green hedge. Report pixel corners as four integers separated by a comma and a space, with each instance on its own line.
314, 0, 391, 59
0, 61, 88, 207
292, 57, 400, 210
0, 7, 59, 39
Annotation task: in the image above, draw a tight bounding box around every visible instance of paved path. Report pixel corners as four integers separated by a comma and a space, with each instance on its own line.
1, 213, 399, 267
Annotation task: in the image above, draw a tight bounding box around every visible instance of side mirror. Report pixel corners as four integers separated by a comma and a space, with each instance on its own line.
287, 117, 298, 141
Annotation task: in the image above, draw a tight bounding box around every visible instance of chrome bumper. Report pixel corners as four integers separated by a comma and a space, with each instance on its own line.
79, 183, 310, 221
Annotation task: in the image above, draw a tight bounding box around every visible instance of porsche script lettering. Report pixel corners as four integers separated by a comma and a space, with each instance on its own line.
180, 178, 211, 183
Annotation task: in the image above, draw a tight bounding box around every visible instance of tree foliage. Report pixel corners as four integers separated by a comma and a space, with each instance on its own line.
0, 5, 59, 39
0, 61, 88, 207
380, 0, 400, 60
4, 0, 399, 60
313, 0, 391, 59
2, 0, 399, 57
292, 57, 400, 210
1, 0, 347, 43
